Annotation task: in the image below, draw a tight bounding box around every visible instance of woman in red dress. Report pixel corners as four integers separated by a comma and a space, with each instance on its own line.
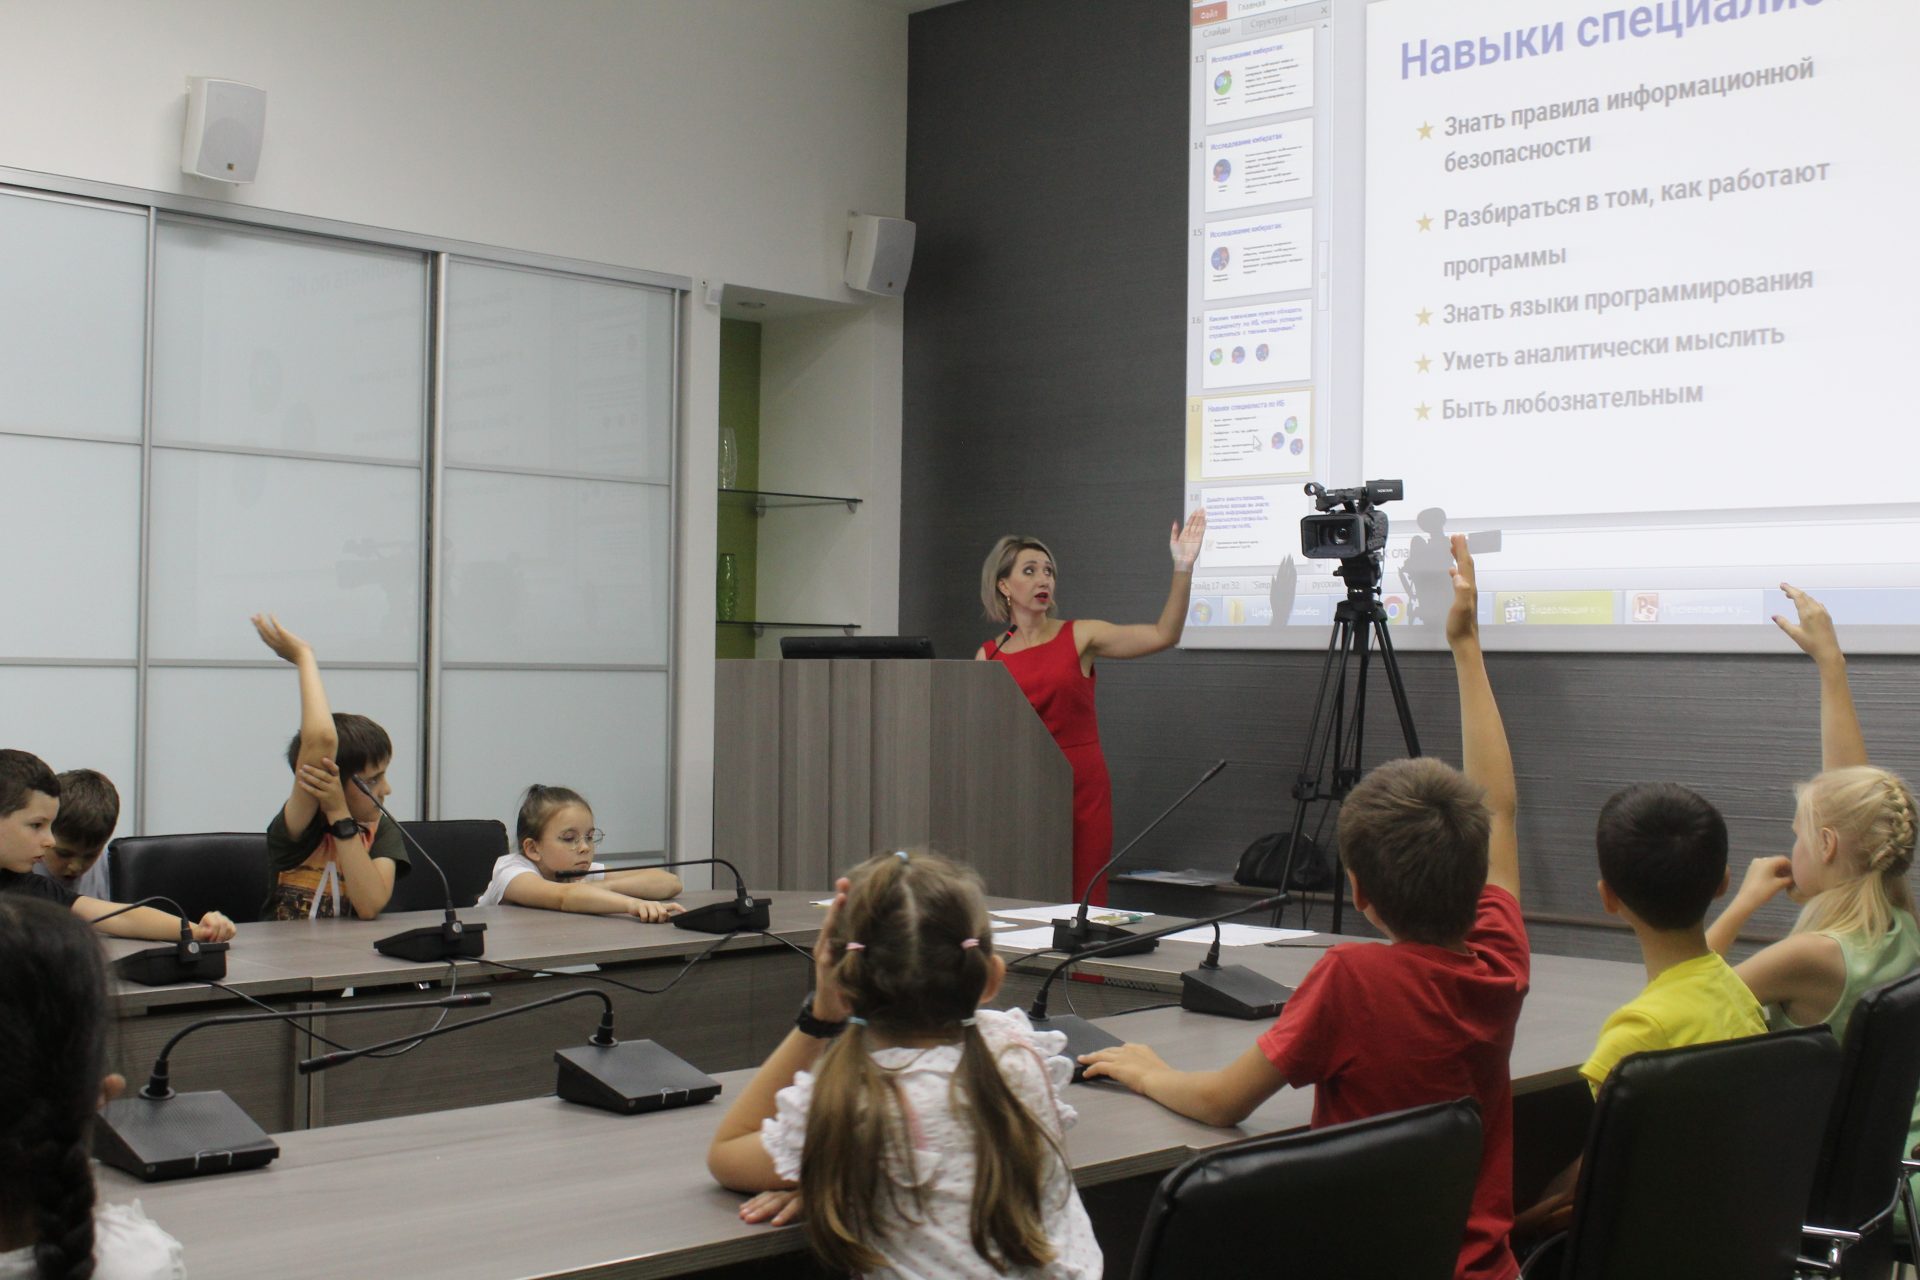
975, 510, 1208, 904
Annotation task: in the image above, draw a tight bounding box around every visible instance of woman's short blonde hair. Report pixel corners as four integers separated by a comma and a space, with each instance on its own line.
980, 535, 1058, 623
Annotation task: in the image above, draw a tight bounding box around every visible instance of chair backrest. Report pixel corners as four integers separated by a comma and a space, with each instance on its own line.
107, 832, 274, 924
384, 819, 507, 912
1129, 1098, 1482, 1280
1558, 1026, 1841, 1280
1809, 972, 1920, 1243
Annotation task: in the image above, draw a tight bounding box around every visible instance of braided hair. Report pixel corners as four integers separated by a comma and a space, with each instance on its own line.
0, 896, 109, 1279
1793, 765, 1919, 940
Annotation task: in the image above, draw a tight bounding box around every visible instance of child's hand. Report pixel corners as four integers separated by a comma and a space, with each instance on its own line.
1773, 583, 1842, 665
1170, 508, 1207, 572
296, 757, 350, 820
1735, 855, 1795, 906
192, 912, 236, 943
810, 876, 854, 1024
1444, 534, 1479, 647
1077, 1042, 1169, 1093
251, 613, 313, 664
627, 899, 686, 923
738, 1188, 804, 1226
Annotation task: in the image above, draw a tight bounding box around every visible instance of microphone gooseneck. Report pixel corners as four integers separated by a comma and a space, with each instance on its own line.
299, 986, 615, 1074
351, 776, 456, 923
1071, 758, 1228, 928
1029, 889, 1288, 1022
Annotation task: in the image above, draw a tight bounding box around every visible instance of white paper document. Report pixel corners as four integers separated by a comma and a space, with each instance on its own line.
989, 904, 1153, 925
1160, 923, 1314, 947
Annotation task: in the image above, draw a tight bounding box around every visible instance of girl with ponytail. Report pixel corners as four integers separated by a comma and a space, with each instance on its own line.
707, 851, 1100, 1278
1706, 586, 1920, 1207
0, 897, 185, 1279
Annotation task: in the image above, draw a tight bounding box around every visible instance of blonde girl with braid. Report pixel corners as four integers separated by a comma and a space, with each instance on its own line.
708, 851, 1100, 1279
1707, 585, 1920, 1201
0, 897, 185, 1280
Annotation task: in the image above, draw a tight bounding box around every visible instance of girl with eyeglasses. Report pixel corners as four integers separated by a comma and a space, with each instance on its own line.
475, 784, 684, 920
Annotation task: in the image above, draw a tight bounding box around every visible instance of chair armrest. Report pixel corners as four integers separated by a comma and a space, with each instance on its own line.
1798, 1222, 1865, 1274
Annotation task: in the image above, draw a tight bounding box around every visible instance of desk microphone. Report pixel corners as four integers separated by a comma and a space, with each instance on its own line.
1051, 760, 1227, 957
300, 986, 722, 1115
1028, 889, 1288, 1078
88, 895, 230, 986
351, 776, 488, 963
983, 623, 1018, 659
634, 857, 771, 934
1179, 920, 1293, 1020
96, 991, 490, 1181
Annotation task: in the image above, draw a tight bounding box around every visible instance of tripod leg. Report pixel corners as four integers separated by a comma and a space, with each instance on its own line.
1371, 614, 1422, 758
1276, 615, 1354, 926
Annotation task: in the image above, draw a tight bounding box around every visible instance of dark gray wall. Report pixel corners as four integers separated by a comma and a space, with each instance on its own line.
901, 0, 1918, 961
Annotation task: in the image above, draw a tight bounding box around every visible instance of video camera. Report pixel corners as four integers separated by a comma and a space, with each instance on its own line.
1300, 479, 1403, 560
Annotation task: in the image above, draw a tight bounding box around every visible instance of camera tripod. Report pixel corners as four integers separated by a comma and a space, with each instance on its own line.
1273, 553, 1421, 933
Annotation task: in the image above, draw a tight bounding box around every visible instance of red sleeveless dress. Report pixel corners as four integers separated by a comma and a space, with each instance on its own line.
989, 620, 1114, 905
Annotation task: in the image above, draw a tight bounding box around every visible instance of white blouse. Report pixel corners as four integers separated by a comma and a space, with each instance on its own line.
0, 1201, 186, 1280
759, 1006, 1102, 1280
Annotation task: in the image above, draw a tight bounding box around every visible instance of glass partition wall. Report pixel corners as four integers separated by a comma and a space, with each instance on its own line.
0, 180, 681, 856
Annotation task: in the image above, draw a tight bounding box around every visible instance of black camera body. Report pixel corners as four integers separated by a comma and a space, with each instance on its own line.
1299, 479, 1402, 561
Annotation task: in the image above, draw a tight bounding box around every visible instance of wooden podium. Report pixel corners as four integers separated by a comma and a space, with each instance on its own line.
713, 659, 1073, 901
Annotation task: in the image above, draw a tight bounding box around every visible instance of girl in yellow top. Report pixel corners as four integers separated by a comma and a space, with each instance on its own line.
1707, 584, 1919, 1209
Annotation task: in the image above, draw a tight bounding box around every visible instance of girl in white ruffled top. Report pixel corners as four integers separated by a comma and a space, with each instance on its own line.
708, 850, 1100, 1279
0, 897, 185, 1280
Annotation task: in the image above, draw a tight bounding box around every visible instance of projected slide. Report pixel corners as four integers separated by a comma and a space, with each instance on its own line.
1185, 0, 1920, 652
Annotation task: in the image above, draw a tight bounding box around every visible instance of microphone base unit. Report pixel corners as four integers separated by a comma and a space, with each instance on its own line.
1051, 917, 1158, 958
1179, 964, 1292, 1020
94, 1090, 279, 1182
1030, 1014, 1125, 1081
672, 897, 772, 935
373, 921, 487, 963
115, 941, 230, 987
555, 1039, 725, 1114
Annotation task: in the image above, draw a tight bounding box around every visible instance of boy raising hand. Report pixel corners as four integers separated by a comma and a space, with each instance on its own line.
1081, 537, 1529, 1280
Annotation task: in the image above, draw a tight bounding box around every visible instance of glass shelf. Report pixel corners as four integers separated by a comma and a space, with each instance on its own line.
716, 620, 860, 637
719, 487, 861, 515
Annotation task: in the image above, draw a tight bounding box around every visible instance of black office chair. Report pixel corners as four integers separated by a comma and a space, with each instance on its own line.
384, 819, 507, 911
1129, 1098, 1482, 1280
1521, 1026, 1841, 1280
1802, 972, 1920, 1279
107, 832, 274, 924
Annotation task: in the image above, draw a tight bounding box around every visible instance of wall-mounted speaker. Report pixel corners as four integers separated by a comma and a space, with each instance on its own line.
181, 77, 266, 184
845, 213, 915, 297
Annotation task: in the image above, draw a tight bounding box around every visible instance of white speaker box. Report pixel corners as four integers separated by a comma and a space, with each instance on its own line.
845, 214, 915, 296
182, 78, 266, 183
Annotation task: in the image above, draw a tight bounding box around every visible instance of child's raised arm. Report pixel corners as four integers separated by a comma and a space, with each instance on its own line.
1774, 583, 1868, 770
253, 614, 337, 836
1446, 536, 1519, 901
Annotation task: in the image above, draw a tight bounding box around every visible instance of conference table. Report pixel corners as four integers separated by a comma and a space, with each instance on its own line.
96, 893, 1645, 1278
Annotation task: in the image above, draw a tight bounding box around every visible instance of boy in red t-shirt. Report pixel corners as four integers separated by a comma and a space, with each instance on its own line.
1081, 536, 1527, 1280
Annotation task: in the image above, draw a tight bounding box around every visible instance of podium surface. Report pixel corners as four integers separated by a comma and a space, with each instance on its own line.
714, 658, 1073, 900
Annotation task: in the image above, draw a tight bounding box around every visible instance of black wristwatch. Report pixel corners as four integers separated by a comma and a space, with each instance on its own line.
328, 816, 362, 841
795, 994, 847, 1039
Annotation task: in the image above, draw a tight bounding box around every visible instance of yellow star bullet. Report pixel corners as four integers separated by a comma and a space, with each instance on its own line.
1418, 122, 1433, 139
1415, 402, 1432, 420
1415, 355, 1431, 373
1416, 214, 1432, 232
1415, 307, 1432, 325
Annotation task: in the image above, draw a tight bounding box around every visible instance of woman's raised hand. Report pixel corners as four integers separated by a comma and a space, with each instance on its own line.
1170, 508, 1207, 573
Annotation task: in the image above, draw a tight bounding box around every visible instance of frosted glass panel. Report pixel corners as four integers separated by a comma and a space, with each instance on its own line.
153, 223, 425, 460
444, 262, 672, 480
147, 450, 420, 663
0, 436, 140, 659
0, 193, 146, 442
439, 670, 666, 856
0, 667, 137, 842
441, 471, 668, 665
144, 667, 418, 835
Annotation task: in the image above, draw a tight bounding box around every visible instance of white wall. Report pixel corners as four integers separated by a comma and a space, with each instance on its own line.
0, 0, 909, 869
